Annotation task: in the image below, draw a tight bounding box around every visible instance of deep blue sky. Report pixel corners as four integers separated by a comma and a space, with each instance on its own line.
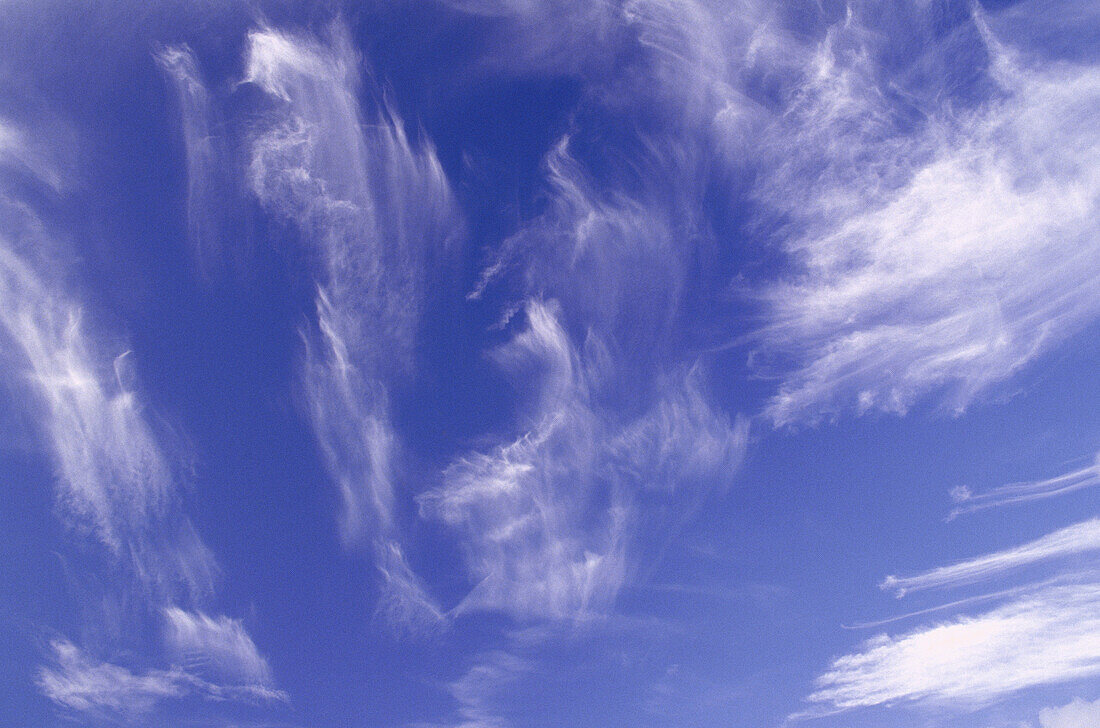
1, 1, 1099, 727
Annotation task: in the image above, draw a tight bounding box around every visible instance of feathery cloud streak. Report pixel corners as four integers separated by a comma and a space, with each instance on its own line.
0, 186, 216, 606
36, 640, 186, 720
950, 455, 1100, 518
421, 300, 629, 621
37, 639, 285, 720
1040, 697, 1100, 728
881, 519, 1100, 598
8, 2, 1097, 725
163, 607, 276, 688
426, 81, 748, 623
802, 580, 1100, 715
751, 9, 1100, 425
0, 122, 281, 717
245, 25, 457, 629
156, 45, 223, 280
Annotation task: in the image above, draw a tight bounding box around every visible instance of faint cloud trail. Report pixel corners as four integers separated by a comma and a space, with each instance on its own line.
948, 455, 1100, 519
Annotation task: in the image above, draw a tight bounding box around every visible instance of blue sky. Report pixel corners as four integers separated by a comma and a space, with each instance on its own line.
0, 1, 1099, 726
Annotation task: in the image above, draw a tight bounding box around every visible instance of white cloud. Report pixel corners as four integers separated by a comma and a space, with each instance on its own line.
446, 650, 530, 728
0, 121, 283, 716
610, 366, 749, 497
36, 640, 184, 718
421, 301, 628, 621
801, 581, 1100, 715
1039, 697, 1100, 728
433, 0, 784, 134
950, 455, 1100, 518
0, 193, 217, 606
244, 23, 458, 629
163, 607, 274, 687
881, 519, 1100, 598
750, 10, 1100, 426
421, 301, 746, 621
427, 1, 752, 625
155, 44, 222, 279
0, 117, 64, 190
36, 639, 286, 718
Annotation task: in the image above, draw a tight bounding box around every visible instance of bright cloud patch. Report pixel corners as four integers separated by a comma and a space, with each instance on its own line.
1039, 697, 1100, 728
803, 582, 1100, 714
753, 18, 1100, 426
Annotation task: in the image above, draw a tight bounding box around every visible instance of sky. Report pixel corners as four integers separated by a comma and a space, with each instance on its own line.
0, 1, 1098, 727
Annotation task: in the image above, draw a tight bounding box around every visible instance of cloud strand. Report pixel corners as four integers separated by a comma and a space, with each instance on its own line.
244, 23, 458, 630
881, 519, 1100, 598
949, 455, 1100, 518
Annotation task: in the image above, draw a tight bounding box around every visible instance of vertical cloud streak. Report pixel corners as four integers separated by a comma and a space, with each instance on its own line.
0, 122, 281, 717
244, 24, 459, 629
0, 208, 216, 605
156, 45, 222, 280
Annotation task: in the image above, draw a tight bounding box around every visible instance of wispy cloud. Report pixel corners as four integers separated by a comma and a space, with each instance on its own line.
0, 118, 63, 190
421, 301, 746, 621
445, 650, 530, 728
420, 300, 629, 621
0, 197, 217, 606
1039, 697, 1100, 728
1, 131, 217, 607
37, 639, 286, 721
163, 607, 276, 688
799, 580, 1100, 716
881, 519, 1100, 598
244, 23, 458, 630
0, 120, 282, 716
844, 582, 1046, 630
155, 44, 223, 279
12, 2, 1100, 726
949, 455, 1100, 518
610, 366, 749, 498
424, 0, 750, 635
750, 9, 1100, 426
36, 640, 186, 720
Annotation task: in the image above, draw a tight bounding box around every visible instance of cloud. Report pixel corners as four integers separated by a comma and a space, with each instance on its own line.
0, 120, 283, 717
0, 118, 62, 190
0, 177, 217, 607
881, 519, 1100, 598
950, 455, 1100, 518
800, 581, 1100, 716
163, 607, 275, 688
463, 1, 778, 339
421, 300, 628, 621
1039, 697, 1100, 728
244, 23, 458, 630
426, 1, 751, 627
36, 639, 286, 719
421, 301, 746, 622
240, 6, 751, 637
610, 366, 749, 497
445, 650, 530, 728
749, 9, 1100, 426
36, 640, 185, 718
433, 0, 780, 134
155, 44, 222, 279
